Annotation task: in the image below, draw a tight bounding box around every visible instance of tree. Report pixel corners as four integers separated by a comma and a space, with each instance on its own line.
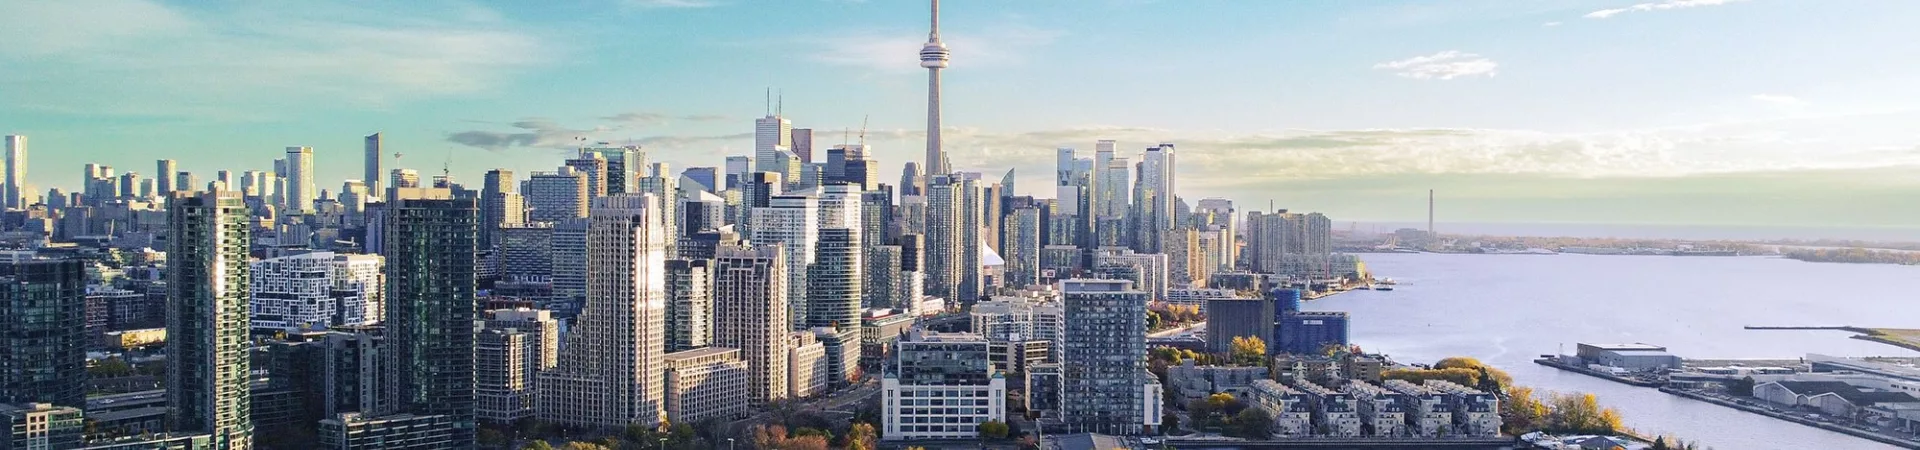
1435, 357, 1513, 387
1382, 368, 1481, 386
1728, 376, 1756, 397
1161, 412, 1181, 434
844, 423, 877, 450
560, 443, 609, 450
1230, 336, 1267, 366
478, 428, 509, 449
1233, 408, 1273, 439
1500, 385, 1548, 435
523, 441, 555, 450
978, 420, 1011, 439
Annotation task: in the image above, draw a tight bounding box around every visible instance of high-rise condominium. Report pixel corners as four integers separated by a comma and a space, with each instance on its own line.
712, 243, 791, 407
526, 168, 590, 223
249, 252, 384, 331
751, 195, 816, 329
538, 195, 667, 428
156, 159, 177, 195
166, 191, 254, 448
564, 154, 609, 199
0, 260, 87, 408
364, 133, 383, 197
3, 135, 24, 209
1134, 144, 1177, 253
381, 187, 478, 447
665, 259, 712, 353
1061, 278, 1150, 434
482, 169, 522, 249
580, 146, 643, 195
810, 185, 863, 331
285, 146, 315, 214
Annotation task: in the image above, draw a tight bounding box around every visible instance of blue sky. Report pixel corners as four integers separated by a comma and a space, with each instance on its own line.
5, 0, 1920, 230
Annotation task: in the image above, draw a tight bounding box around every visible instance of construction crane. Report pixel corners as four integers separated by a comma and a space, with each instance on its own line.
858, 115, 869, 145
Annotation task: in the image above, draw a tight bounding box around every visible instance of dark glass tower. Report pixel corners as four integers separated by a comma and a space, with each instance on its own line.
382, 187, 479, 448
166, 191, 254, 448
0, 259, 87, 408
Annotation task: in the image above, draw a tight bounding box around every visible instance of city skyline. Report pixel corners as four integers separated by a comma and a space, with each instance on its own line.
4, 1, 1920, 230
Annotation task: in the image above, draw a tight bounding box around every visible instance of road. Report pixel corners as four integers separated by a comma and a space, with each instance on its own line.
1148, 322, 1204, 339
728, 378, 883, 432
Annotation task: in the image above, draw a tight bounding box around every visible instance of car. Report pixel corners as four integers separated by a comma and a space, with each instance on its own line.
1141, 438, 1160, 445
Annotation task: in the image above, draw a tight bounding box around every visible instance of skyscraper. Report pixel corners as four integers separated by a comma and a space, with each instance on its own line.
924, 175, 959, 302
3, 135, 24, 209
286, 146, 315, 214
482, 169, 520, 249
365, 133, 383, 197
791, 128, 814, 163
390, 168, 420, 190
665, 259, 712, 353
712, 243, 791, 407
1003, 205, 1042, 288
1134, 144, 1177, 253
564, 154, 609, 199
156, 159, 177, 195
920, 0, 952, 175
381, 187, 478, 447
755, 111, 793, 175
1061, 278, 1150, 435
538, 195, 667, 428
581, 146, 644, 195
0, 260, 86, 408
166, 191, 254, 448
809, 185, 863, 331
526, 168, 590, 223
752, 195, 817, 329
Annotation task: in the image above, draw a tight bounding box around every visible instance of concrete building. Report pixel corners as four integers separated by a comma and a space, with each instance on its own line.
662, 347, 749, 424
0, 403, 82, 450
815, 327, 863, 389
1003, 205, 1042, 288
923, 176, 961, 303
987, 340, 1050, 377
526, 168, 589, 223
1246, 380, 1313, 437
480, 169, 521, 250
970, 296, 1064, 349
550, 218, 589, 313
475, 329, 536, 424
787, 332, 829, 399
1294, 380, 1360, 437
1575, 343, 1682, 371
579, 146, 643, 195
711, 243, 790, 407
754, 113, 793, 175
484, 309, 558, 370
883, 329, 1007, 441
809, 185, 863, 331
861, 312, 918, 369
537, 195, 668, 429
363, 134, 383, 199
165, 191, 253, 448
380, 188, 478, 447
249, 252, 384, 331
1205, 297, 1274, 355
0, 261, 86, 409
665, 259, 713, 353
1093, 248, 1168, 301
751, 195, 816, 329
1342, 381, 1407, 437
1061, 279, 1151, 434
563, 155, 609, 200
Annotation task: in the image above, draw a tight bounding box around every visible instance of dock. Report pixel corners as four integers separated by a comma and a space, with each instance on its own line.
1533, 358, 1663, 387
1661, 387, 1920, 449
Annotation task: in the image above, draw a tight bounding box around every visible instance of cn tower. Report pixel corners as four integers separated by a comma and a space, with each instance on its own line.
920, 0, 951, 175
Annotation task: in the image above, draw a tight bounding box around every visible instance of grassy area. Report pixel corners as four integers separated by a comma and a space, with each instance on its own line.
1855, 328, 1920, 352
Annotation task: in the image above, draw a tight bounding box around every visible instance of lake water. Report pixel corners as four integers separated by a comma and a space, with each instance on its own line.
1305, 252, 1920, 450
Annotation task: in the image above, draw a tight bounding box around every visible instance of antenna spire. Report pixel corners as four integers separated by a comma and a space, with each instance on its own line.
930, 0, 941, 41
765, 87, 772, 116
776, 90, 784, 117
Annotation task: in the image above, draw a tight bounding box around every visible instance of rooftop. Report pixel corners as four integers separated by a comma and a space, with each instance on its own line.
663, 347, 740, 361
1581, 343, 1667, 351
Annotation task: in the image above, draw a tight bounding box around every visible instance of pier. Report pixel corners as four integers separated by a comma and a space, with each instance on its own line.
1661, 387, 1920, 449
1533, 358, 1663, 387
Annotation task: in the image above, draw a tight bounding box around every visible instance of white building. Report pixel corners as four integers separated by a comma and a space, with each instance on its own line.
284, 146, 315, 214
788, 331, 829, 399
536, 195, 668, 429
883, 329, 1007, 441
1384, 379, 1453, 437
751, 195, 817, 329
712, 243, 791, 407
663, 347, 750, 424
249, 252, 383, 331
970, 296, 1064, 349
526, 168, 590, 223
1247, 380, 1313, 436
755, 114, 793, 175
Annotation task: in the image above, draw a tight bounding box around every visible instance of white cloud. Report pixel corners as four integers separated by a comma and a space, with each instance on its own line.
1585, 0, 1748, 19
1750, 94, 1805, 106
0, 1, 550, 118
802, 23, 1064, 73
1373, 51, 1499, 80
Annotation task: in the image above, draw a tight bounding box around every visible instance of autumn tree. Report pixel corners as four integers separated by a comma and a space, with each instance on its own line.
522, 441, 554, 450
844, 423, 877, 450
1230, 336, 1267, 366
978, 420, 1011, 439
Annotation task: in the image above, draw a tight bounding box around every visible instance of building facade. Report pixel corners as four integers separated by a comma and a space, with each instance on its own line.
662, 348, 749, 424
1060, 279, 1149, 434
537, 195, 668, 429
882, 329, 1006, 441
166, 191, 254, 448
711, 244, 791, 407
0, 260, 86, 409
379, 188, 478, 447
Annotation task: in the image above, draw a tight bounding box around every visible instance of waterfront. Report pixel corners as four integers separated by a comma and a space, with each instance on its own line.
1306, 252, 1920, 450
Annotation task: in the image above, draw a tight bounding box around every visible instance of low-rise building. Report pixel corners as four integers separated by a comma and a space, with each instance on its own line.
316, 413, 456, 450
1426, 380, 1501, 437
1575, 343, 1681, 372
1165, 361, 1268, 404
1342, 381, 1407, 437
860, 311, 917, 370
0, 403, 83, 450
1294, 381, 1360, 437
1756, 380, 1920, 419
1384, 380, 1453, 437
1246, 380, 1312, 437
663, 347, 750, 424
788, 332, 829, 399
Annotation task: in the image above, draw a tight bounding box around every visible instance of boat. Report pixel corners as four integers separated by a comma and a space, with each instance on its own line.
1374, 285, 1395, 291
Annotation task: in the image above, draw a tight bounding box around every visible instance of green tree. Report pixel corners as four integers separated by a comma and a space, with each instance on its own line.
478, 428, 509, 449
1232, 408, 1273, 439
978, 420, 1010, 439
1230, 336, 1267, 366
1500, 385, 1548, 435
